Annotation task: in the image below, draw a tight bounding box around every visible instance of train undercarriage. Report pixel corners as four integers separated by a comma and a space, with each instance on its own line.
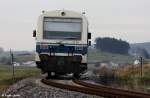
36, 54, 87, 79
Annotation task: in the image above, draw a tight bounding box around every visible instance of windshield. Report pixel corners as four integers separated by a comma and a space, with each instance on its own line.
43, 18, 82, 40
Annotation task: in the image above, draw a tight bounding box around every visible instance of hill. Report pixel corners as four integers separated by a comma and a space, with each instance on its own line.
130, 42, 150, 54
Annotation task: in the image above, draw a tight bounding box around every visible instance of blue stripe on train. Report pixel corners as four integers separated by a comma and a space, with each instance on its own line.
36, 45, 88, 54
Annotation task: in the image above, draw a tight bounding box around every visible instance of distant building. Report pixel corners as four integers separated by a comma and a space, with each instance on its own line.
22, 61, 36, 67
13, 62, 20, 66
134, 60, 140, 65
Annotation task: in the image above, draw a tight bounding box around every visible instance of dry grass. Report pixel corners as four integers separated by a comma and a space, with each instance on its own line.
114, 64, 150, 93
93, 63, 150, 93
116, 64, 150, 77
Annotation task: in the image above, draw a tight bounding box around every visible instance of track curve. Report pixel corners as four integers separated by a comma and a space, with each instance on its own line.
41, 79, 150, 98
73, 80, 150, 98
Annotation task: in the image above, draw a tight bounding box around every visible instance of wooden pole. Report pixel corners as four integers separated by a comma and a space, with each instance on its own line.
140, 57, 143, 77
10, 49, 15, 82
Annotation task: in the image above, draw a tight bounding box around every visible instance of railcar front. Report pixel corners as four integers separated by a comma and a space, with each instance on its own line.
33, 10, 91, 78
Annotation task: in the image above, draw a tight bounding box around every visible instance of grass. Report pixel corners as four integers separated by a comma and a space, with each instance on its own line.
88, 49, 150, 92
88, 48, 134, 64
14, 54, 35, 62
0, 65, 40, 94
116, 64, 150, 77
115, 64, 150, 93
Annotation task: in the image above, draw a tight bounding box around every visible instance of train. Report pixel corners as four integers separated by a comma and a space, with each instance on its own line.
33, 10, 91, 78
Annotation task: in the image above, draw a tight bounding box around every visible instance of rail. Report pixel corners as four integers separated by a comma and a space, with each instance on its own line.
41, 79, 150, 98
73, 80, 150, 98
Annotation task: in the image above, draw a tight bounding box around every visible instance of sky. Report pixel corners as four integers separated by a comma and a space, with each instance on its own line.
0, 0, 150, 51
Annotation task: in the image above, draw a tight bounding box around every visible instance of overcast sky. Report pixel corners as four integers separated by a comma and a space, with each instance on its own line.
0, 0, 150, 51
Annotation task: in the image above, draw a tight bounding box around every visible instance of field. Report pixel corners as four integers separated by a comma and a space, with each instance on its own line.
87, 48, 150, 93
0, 65, 40, 94
114, 64, 150, 93
14, 54, 35, 62
88, 48, 134, 64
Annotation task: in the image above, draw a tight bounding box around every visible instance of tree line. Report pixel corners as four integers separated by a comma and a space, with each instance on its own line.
95, 37, 130, 54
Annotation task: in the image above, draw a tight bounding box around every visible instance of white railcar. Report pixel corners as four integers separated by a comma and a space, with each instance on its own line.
33, 10, 91, 78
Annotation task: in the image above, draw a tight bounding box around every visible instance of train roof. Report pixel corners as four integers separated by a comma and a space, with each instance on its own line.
39, 10, 87, 19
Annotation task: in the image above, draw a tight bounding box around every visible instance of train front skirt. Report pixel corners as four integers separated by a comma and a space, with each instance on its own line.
36, 54, 87, 75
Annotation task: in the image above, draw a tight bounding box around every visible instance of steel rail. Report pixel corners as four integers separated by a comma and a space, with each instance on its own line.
73, 80, 150, 98
41, 79, 150, 98
41, 79, 114, 97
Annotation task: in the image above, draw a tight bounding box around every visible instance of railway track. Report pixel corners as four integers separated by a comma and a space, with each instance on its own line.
41, 78, 150, 98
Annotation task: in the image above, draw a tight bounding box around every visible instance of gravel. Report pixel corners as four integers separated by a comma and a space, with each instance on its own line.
3, 77, 103, 98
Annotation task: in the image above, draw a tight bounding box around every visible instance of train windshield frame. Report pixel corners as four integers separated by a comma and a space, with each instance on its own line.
43, 17, 82, 40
